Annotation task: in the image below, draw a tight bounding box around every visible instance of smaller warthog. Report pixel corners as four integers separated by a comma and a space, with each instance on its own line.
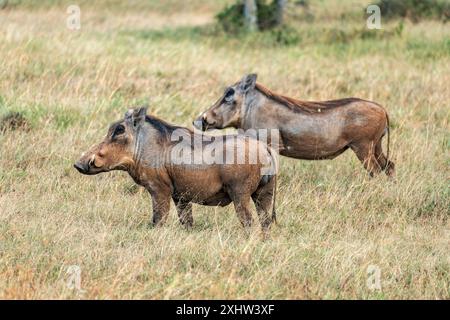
74, 107, 277, 232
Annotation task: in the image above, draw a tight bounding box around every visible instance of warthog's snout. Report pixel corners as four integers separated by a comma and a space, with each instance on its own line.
193, 114, 215, 131
192, 117, 206, 131
74, 155, 98, 175
74, 161, 89, 174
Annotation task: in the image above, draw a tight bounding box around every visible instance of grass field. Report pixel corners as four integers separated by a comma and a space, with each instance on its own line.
0, 0, 449, 299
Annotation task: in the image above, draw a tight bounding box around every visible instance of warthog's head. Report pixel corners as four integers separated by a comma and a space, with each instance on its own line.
74, 107, 147, 175
194, 74, 257, 131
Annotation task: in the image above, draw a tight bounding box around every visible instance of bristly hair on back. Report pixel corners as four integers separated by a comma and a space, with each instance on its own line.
254, 83, 362, 114
145, 114, 191, 138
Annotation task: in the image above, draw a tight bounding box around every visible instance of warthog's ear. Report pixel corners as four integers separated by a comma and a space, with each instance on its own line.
238, 73, 257, 93
125, 106, 147, 127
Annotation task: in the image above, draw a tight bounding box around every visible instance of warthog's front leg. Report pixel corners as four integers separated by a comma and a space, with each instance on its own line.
149, 190, 171, 226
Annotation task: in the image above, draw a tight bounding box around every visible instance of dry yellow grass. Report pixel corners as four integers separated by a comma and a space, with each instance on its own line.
0, 1, 449, 299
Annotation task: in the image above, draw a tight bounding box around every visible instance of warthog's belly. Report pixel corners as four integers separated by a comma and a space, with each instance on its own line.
280, 142, 349, 160
173, 186, 232, 207
170, 165, 232, 205
198, 191, 232, 207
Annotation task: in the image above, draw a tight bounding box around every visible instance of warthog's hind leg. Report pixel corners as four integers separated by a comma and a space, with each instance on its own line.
230, 193, 253, 228
251, 177, 276, 232
375, 139, 395, 177
174, 198, 193, 228
350, 140, 382, 177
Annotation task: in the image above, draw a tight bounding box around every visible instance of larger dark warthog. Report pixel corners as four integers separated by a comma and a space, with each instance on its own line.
74, 107, 277, 232
194, 74, 395, 177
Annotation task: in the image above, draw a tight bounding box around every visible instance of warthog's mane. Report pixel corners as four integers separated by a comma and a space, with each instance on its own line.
255, 83, 362, 114
145, 115, 191, 135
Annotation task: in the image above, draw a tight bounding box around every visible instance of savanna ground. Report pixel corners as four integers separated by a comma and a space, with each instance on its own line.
0, 0, 449, 299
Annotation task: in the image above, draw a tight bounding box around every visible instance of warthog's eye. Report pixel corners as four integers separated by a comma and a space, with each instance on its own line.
113, 124, 125, 137
224, 88, 235, 102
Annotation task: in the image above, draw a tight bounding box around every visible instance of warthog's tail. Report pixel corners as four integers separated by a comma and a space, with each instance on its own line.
266, 146, 278, 224
385, 113, 391, 172
272, 174, 277, 224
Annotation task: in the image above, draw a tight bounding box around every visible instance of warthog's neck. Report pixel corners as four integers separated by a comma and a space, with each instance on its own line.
240, 90, 262, 130
131, 124, 169, 170
240, 90, 316, 154
128, 119, 194, 183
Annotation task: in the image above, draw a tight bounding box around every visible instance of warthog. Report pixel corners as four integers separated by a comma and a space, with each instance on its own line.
74, 107, 277, 231
194, 74, 395, 177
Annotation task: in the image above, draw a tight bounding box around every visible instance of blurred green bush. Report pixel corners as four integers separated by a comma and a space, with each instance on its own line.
377, 0, 450, 22
216, 0, 280, 34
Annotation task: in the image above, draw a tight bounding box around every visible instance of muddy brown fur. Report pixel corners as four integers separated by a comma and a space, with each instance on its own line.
74, 107, 277, 232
